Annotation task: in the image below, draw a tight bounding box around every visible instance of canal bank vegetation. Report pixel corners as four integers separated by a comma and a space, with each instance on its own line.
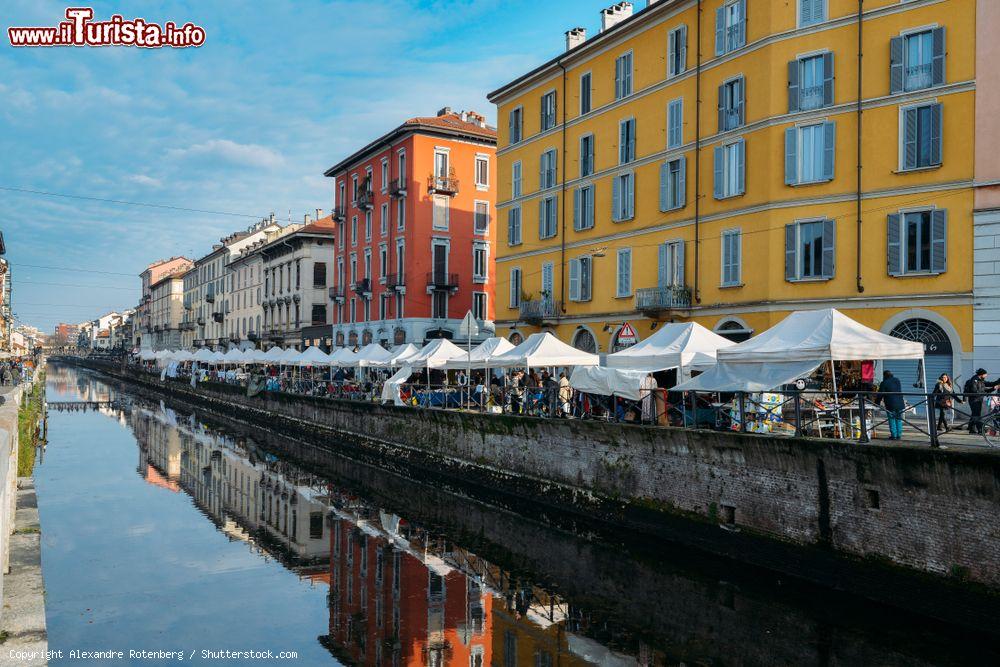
17, 373, 45, 477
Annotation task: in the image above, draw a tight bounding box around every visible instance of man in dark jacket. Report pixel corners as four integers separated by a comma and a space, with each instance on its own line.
964, 368, 998, 434
875, 370, 905, 440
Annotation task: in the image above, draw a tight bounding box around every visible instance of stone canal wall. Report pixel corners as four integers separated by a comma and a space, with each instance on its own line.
0, 383, 25, 621
74, 360, 1000, 605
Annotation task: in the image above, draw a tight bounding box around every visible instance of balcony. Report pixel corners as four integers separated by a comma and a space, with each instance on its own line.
357, 189, 374, 211
635, 285, 692, 316
427, 173, 459, 197
212, 312, 224, 324
332, 205, 346, 222
329, 286, 345, 303
352, 278, 372, 298
205, 290, 216, 304
426, 272, 459, 292
248, 331, 258, 341
519, 298, 560, 325
388, 177, 407, 198
386, 273, 405, 292
196, 317, 206, 326
153, 325, 161, 332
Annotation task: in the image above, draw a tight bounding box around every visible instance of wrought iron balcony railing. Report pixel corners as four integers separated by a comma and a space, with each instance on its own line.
426, 272, 458, 291
518, 298, 560, 323
634, 285, 692, 313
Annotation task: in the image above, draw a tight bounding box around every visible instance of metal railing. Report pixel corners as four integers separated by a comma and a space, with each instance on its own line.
386, 273, 405, 291
635, 285, 691, 312
518, 298, 559, 322
426, 272, 458, 291
427, 175, 459, 196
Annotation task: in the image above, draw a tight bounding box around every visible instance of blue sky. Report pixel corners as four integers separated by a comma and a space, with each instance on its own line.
1, 0, 627, 332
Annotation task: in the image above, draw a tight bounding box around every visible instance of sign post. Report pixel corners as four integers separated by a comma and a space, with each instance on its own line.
458, 310, 480, 410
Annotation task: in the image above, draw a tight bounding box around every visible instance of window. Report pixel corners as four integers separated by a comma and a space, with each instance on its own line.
397, 150, 406, 181
659, 157, 686, 211
380, 203, 388, 236
668, 99, 683, 149
311, 304, 327, 325
579, 134, 594, 177
891, 28, 945, 93
474, 201, 490, 234
900, 103, 942, 171
668, 25, 687, 77
379, 294, 388, 320
432, 291, 448, 319
612, 172, 635, 221
540, 149, 557, 189
475, 155, 489, 189
509, 268, 522, 308
721, 229, 742, 286
509, 106, 523, 144
432, 196, 449, 230
658, 240, 685, 287
568, 256, 593, 301
351, 216, 358, 245
799, 0, 826, 27
434, 151, 449, 180
789, 53, 833, 112
616, 248, 632, 297
364, 250, 372, 280
719, 76, 745, 131
619, 118, 636, 164
512, 161, 522, 198
785, 121, 835, 185
541, 91, 557, 131
379, 245, 387, 279
615, 52, 633, 100
313, 262, 327, 288
472, 292, 487, 320
396, 196, 405, 231
310, 512, 323, 539
508, 206, 522, 246
785, 219, 835, 281
473, 244, 488, 282
580, 72, 592, 115
888, 209, 947, 275
539, 197, 558, 239
715, 0, 746, 56
351, 174, 359, 203
574, 185, 595, 231
503, 632, 517, 667
381, 159, 388, 190
713, 139, 746, 199
365, 210, 372, 241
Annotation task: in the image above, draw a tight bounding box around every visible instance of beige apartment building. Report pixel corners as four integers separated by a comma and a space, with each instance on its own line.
137, 256, 192, 350
149, 272, 187, 350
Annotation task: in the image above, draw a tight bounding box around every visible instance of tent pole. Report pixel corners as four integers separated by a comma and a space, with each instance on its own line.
830, 358, 844, 438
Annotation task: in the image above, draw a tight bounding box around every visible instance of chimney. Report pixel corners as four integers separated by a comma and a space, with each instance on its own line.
437, 106, 453, 117
315, 208, 323, 219
269, 212, 275, 224
304, 214, 312, 225
600, 2, 633, 32
565, 27, 587, 51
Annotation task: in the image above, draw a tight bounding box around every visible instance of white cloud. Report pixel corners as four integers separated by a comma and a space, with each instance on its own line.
126, 174, 162, 187
168, 139, 285, 169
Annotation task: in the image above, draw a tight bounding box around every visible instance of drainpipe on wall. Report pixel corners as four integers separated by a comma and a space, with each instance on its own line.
694, 0, 703, 304
856, 0, 866, 294
558, 58, 569, 314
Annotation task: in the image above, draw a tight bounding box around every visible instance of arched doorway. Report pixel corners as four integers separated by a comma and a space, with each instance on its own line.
885, 318, 954, 391
716, 319, 753, 343
572, 328, 597, 354
609, 323, 640, 353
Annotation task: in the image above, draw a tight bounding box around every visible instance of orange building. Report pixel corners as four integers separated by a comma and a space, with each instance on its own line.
323, 108, 497, 348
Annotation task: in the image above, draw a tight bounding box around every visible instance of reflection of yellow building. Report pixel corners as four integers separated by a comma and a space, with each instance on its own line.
490, 0, 1000, 384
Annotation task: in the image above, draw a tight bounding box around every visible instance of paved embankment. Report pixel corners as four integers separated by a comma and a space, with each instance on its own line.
68, 359, 1000, 635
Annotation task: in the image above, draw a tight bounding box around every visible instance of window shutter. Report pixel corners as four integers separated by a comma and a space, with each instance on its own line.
668, 29, 677, 76
619, 121, 627, 163
736, 77, 745, 126
822, 219, 836, 279
658, 243, 669, 288
617, 251, 629, 296
676, 241, 686, 286
677, 157, 687, 208
931, 209, 948, 273
890, 37, 904, 94
659, 162, 669, 211
568, 259, 580, 301
507, 209, 515, 244
737, 0, 747, 48
735, 231, 743, 283
679, 25, 688, 72
822, 52, 835, 106
715, 6, 726, 55
887, 214, 903, 276
508, 111, 515, 143
612, 176, 622, 221
718, 83, 727, 131
539, 152, 547, 189
510, 269, 519, 307
822, 121, 836, 181
932, 27, 946, 86
713, 145, 725, 199
626, 174, 635, 219
581, 257, 592, 301
788, 59, 800, 113
785, 224, 797, 281
615, 57, 622, 99
538, 200, 546, 239
801, 0, 813, 25
736, 139, 746, 195
785, 127, 798, 185
929, 103, 943, 166
903, 107, 918, 170
573, 188, 582, 231
722, 233, 733, 284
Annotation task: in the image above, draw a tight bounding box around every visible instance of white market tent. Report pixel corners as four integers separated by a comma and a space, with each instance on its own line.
443, 337, 515, 370
490, 332, 599, 369
387, 343, 420, 367
570, 366, 648, 401
279, 347, 302, 364
172, 350, 194, 362
243, 348, 270, 364
295, 345, 333, 367
380, 364, 414, 405
673, 308, 925, 392
407, 338, 467, 369
329, 346, 362, 367
222, 348, 246, 365
192, 348, 217, 363
356, 343, 395, 368
263, 346, 287, 363
605, 322, 734, 373
139, 349, 158, 361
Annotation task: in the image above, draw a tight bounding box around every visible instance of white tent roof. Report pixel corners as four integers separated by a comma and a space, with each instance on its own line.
443, 337, 516, 370
356, 343, 394, 368
295, 346, 333, 367
172, 350, 194, 362
192, 348, 217, 363
242, 348, 270, 364
221, 348, 246, 364
380, 364, 413, 405
674, 309, 925, 392
279, 347, 301, 363
328, 346, 361, 367
139, 349, 158, 361
490, 332, 599, 369
263, 346, 286, 362
605, 322, 734, 372
570, 366, 648, 401
407, 338, 467, 369
388, 343, 421, 366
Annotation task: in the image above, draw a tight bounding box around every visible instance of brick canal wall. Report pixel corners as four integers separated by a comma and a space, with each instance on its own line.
73, 360, 1000, 603
0, 382, 25, 625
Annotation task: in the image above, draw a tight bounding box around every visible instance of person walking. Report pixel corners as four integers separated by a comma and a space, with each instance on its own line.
558, 371, 572, 417
875, 370, 905, 440
963, 369, 998, 435
932, 373, 963, 433
640, 373, 658, 424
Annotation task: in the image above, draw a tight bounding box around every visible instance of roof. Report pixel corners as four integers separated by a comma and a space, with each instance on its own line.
324, 111, 496, 178
258, 216, 334, 256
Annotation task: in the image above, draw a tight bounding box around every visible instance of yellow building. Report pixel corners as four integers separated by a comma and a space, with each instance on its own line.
489, 0, 1000, 384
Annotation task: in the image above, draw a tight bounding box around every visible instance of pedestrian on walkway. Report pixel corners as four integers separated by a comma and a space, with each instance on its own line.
875, 370, 905, 440
963, 368, 998, 434
932, 373, 963, 433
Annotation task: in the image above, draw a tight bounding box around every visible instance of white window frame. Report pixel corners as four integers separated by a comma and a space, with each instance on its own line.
380, 203, 389, 236
474, 200, 490, 235
508, 205, 522, 246
475, 154, 489, 190
668, 25, 687, 78
509, 105, 524, 144
472, 242, 488, 283
379, 244, 388, 281
721, 228, 743, 287
616, 248, 632, 297
432, 195, 449, 231
512, 160, 522, 198
472, 292, 488, 321
380, 158, 389, 191
615, 50, 634, 100
897, 100, 943, 172
540, 90, 557, 131
396, 196, 405, 231
540, 148, 557, 189
575, 184, 595, 231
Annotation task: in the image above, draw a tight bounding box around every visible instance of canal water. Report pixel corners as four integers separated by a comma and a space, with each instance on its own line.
34, 364, 999, 666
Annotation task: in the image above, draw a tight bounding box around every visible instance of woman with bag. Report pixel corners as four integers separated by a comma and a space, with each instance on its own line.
932, 373, 963, 433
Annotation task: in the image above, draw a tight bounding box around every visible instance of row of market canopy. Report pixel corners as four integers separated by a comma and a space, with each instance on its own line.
139, 309, 925, 395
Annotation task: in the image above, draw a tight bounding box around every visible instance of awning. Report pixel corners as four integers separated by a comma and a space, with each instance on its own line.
570, 366, 648, 400
605, 322, 734, 372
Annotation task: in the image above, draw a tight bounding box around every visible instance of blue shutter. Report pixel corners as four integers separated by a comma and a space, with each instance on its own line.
714, 145, 725, 199
539, 152, 547, 189
568, 259, 580, 301
628, 118, 636, 162
931, 27, 946, 86
736, 139, 746, 195
626, 174, 635, 219
507, 208, 515, 244
619, 121, 627, 163
788, 59, 800, 113
573, 188, 581, 231
890, 37, 904, 94
822, 121, 836, 181
887, 214, 903, 276
903, 107, 918, 170
658, 243, 669, 288
718, 83, 727, 131
737, 0, 747, 48
931, 209, 947, 274
676, 241, 686, 286
785, 224, 797, 281
612, 177, 622, 221
821, 219, 836, 279
678, 25, 687, 73
538, 200, 545, 239
508, 111, 515, 144
736, 77, 745, 126
677, 157, 687, 208
785, 127, 798, 185
659, 162, 669, 211
668, 29, 677, 76
715, 7, 726, 55
929, 103, 943, 166
822, 52, 835, 106
615, 56, 622, 99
